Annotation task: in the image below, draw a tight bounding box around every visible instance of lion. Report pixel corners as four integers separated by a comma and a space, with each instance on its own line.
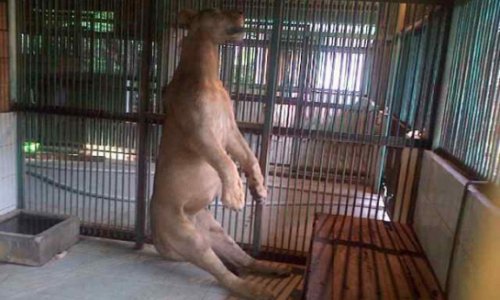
150, 8, 291, 300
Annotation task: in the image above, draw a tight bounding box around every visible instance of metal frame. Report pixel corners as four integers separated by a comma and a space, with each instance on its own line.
13, 0, 451, 261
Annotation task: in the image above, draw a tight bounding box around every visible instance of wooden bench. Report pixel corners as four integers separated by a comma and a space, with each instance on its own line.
303, 214, 444, 299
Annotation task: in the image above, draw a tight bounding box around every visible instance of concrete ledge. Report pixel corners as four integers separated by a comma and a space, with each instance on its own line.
0, 210, 79, 266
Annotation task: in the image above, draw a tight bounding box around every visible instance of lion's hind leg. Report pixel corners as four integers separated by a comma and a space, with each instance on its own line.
195, 209, 292, 277
155, 208, 275, 300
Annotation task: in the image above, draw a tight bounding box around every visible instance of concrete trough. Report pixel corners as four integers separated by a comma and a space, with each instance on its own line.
0, 210, 79, 266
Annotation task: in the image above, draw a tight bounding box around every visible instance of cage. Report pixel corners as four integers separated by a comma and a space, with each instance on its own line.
0, 0, 499, 298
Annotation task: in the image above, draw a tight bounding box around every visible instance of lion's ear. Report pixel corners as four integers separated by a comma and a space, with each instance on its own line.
178, 9, 197, 29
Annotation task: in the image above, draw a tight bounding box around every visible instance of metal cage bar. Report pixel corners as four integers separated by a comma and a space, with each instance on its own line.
436, 0, 500, 185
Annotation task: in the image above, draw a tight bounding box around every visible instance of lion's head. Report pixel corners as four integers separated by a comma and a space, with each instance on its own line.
177, 8, 245, 43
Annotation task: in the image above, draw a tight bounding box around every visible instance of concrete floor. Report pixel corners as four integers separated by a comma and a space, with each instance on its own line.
0, 237, 304, 300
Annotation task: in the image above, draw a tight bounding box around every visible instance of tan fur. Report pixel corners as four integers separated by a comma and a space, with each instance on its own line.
150, 9, 290, 300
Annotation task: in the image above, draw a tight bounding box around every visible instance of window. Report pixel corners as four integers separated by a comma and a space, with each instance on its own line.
314, 52, 365, 92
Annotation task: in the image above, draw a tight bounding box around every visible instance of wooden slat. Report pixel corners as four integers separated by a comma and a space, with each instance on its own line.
342, 246, 361, 299
331, 244, 346, 299
374, 251, 399, 300
360, 248, 378, 299
304, 214, 444, 300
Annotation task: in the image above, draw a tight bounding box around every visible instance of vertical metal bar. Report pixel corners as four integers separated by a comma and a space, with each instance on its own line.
45, 0, 53, 214
16, 112, 25, 210
76, 1, 84, 224
316, 0, 338, 218
404, 10, 431, 222
120, 1, 129, 230
297, 0, 322, 254
87, 1, 96, 229
353, 1, 378, 221
63, 1, 71, 216
330, 0, 349, 216
455, 0, 482, 162
55, 0, 62, 216
438, 6, 463, 152
485, 29, 500, 184
341, 2, 373, 297
268, 0, 291, 252
25, 113, 32, 211
146, 0, 156, 235
378, 3, 400, 219
340, 0, 361, 218
96, 0, 105, 231
323, 1, 342, 217
319, 0, 340, 217
294, 0, 315, 253
11, 0, 24, 210
448, 2, 477, 155
356, 5, 385, 295
461, 1, 486, 166
347, 0, 373, 221
383, 4, 414, 221
426, 7, 452, 149
396, 4, 424, 222
284, 0, 309, 254
102, 1, 111, 230
253, 0, 284, 256
120, 122, 126, 229
258, 0, 282, 252
245, 0, 259, 247
363, 2, 390, 220
447, 2, 471, 157
135, 0, 152, 249
470, 1, 500, 174
112, 1, 125, 230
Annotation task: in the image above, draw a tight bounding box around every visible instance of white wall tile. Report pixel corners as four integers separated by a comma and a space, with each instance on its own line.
0, 113, 17, 215
414, 194, 453, 287
448, 245, 474, 300
414, 151, 469, 288
0, 113, 16, 147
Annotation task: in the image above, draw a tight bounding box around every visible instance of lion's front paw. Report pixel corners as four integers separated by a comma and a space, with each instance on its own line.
247, 165, 267, 200
222, 177, 245, 211
251, 181, 267, 200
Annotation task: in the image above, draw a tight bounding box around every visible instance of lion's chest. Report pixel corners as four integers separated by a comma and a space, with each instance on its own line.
209, 90, 234, 143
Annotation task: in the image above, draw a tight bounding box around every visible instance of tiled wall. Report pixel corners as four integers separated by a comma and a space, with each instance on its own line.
0, 1, 9, 112
414, 151, 500, 298
0, 113, 17, 215
447, 186, 500, 299
414, 151, 467, 287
